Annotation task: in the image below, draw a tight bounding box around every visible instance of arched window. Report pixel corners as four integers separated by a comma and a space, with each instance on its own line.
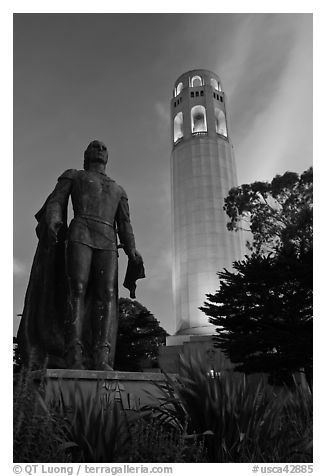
211, 78, 222, 91
214, 107, 227, 137
210, 78, 218, 90
176, 82, 183, 96
174, 112, 184, 143
191, 75, 202, 87
191, 105, 207, 133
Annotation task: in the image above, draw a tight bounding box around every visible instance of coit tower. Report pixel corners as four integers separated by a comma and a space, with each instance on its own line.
171, 69, 244, 336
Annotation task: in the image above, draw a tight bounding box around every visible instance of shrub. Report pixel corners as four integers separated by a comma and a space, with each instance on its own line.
149, 353, 312, 462
55, 381, 131, 462
13, 368, 72, 462
14, 356, 312, 463
125, 417, 207, 462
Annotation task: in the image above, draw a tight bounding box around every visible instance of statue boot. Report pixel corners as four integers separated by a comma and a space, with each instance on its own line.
65, 290, 86, 369
65, 314, 85, 370
94, 344, 114, 371
92, 296, 118, 371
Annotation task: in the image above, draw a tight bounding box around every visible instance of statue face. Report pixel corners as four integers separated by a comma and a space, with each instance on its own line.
85, 140, 108, 167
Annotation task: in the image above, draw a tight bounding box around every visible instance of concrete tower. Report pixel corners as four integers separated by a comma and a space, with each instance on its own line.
170, 69, 244, 337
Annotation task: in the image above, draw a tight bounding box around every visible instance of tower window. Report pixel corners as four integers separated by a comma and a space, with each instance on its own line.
210, 78, 221, 91
174, 112, 184, 143
211, 78, 218, 89
220, 96, 223, 102
191, 75, 203, 87
174, 102, 176, 107
214, 107, 227, 137
176, 82, 183, 96
195, 91, 199, 97
190, 92, 194, 98
191, 105, 207, 134
200, 91, 204, 96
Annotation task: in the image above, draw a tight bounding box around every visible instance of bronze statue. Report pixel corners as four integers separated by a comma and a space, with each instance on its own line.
17, 140, 144, 370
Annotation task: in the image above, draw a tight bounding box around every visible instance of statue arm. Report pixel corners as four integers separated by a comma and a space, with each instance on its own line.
115, 188, 137, 258
45, 169, 75, 242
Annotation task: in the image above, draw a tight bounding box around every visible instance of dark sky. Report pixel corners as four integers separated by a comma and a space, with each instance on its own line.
13, 13, 312, 335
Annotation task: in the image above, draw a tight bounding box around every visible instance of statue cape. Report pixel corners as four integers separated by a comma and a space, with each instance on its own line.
17, 196, 69, 368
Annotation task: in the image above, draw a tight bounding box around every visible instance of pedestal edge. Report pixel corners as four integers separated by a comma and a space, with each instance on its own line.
30, 369, 178, 381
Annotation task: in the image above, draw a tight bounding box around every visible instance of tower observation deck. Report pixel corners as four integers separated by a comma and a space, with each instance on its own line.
170, 69, 244, 336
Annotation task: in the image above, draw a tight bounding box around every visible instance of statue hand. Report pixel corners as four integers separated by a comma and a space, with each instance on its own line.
128, 249, 143, 265
48, 221, 63, 244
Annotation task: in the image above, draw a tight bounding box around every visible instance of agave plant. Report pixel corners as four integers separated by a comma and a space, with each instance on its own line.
55, 380, 132, 462
125, 415, 207, 462
148, 352, 312, 463
268, 382, 313, 462
172, 353, 276, 462
13, 368, 72, 462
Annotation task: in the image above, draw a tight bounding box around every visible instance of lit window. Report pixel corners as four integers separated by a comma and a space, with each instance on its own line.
191, 75, 202, 87
174, 112, 184, 143
191, 105, 207, 133
210, 78, 218, 90
211, 78, 222, 91
214, 107, 227, 137
176, 82, 183, 95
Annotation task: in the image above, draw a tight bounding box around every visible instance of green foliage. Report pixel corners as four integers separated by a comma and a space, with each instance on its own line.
224, 167, 312, 256
201, 251, 312, 386
13, 358, 312, 463
13, 369, 71, 462
274, 383, 313, 462
55, 382, 130, 462
203, 167, 313, 386
147, 354, 312, 463
54, 381, 206, 463
125, 417, 207, 462
115, 298, 168, 371
13, 370, 205, 463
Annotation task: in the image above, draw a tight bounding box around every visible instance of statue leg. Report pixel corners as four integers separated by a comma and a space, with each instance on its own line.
66, 241, 92, 369
91, 250, 118, 370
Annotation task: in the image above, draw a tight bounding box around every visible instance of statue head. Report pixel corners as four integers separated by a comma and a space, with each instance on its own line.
84, 140, 108, 170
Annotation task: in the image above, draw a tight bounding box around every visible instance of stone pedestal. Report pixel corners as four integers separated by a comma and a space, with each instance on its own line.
31, 369, 177, 410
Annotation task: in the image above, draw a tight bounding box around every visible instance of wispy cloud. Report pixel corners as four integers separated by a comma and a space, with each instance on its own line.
216, 14, 312, 183
235, 16, 312, 183
217, 14, 257, 98
145, 246, 173, 291
154, 101, 170, 126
